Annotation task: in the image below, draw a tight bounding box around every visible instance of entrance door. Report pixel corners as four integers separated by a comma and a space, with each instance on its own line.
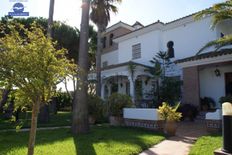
225, 73, 232, 96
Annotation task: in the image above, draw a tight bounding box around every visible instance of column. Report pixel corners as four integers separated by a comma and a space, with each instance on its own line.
182, 66, 200, 107
101, 82, 105, 99
128, 76, 135, 102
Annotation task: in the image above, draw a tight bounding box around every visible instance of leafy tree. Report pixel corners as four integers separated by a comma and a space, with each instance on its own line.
90, 0, 122, 96
0, 16, 97, 66
0, 23, 75, 155
72, 0, 91, 134
195, 0, 232, 54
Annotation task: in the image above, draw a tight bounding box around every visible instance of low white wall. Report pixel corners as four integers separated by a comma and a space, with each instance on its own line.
206, 109, 222, 120
123, 108, 162, 121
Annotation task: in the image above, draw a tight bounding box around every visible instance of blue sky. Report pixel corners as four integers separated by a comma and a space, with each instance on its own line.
0, 0, 225, 29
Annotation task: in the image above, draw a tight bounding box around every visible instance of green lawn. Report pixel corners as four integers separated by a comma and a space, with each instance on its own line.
0, 125, 164, 155
0, 111, 71, 130
189, 135, 222, 155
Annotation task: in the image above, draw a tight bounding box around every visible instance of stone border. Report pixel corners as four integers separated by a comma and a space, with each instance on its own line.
206, 119, 222, 133
124, 118, 164, 131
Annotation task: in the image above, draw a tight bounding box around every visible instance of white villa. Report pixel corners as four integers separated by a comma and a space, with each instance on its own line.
94, 12, 232, 108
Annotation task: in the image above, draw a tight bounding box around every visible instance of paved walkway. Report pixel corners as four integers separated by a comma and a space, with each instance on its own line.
140, 122, 208, 155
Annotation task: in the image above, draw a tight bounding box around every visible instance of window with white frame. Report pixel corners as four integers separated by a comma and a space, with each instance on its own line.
132, 43, 141, 59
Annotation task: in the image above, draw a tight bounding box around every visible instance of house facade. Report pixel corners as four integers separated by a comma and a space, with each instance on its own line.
99, 13, 232, 108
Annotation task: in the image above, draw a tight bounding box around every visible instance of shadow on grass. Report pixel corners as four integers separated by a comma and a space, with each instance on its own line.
0, 125, 164, 155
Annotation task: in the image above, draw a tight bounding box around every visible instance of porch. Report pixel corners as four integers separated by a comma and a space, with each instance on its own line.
176, 49, 232, 109
100, 61, 154, 107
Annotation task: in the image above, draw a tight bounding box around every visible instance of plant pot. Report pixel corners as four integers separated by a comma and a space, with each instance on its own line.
89, 115, 96, 125
109, 116, 124, 126
164, 121, 177, 136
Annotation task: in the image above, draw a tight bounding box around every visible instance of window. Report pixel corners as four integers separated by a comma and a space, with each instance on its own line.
102, 61, 108, 68
102, 37, 106, 48
167, 41, 174, 58
132, 43, 141, 59
109, 33, 114, 46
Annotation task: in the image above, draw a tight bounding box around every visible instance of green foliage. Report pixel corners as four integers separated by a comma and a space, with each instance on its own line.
159, 77, 182, 104
87, 94, 104, 119
194, 0, 232, 54
90, 0, 122, 28
194, 0, 232, 29
0, 16, 97, 68
219, 95, 232, 105
107, 93, 133, 117
0, 22, 76, 107
157, 102, 182, 121
56, 92, 72, 111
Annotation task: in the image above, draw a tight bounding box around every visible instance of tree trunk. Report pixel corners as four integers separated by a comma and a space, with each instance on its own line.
47, 0, 55, 38
72, 0, 90, 134
38, 104, 50, 123
0, 89, 11, 112
27, 102, 40, 155
50, 97, 57, 115
96, 26, 104, 96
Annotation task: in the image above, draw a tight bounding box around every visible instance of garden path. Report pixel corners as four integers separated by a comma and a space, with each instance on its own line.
139, 121, 208, 155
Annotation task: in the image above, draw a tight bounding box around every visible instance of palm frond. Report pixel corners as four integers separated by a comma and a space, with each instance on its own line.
197, 34, 232, 55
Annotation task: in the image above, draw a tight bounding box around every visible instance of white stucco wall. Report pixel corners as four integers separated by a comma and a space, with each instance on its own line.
101, 16, 219, 78
101, 50, 118, 67
199, 65, 232, 107
162, 17, 217, 60
123, 108, 162, 120
118, 30, 161, 66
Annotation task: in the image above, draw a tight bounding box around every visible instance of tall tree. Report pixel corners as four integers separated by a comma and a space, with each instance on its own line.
90, 0, 122, 96
0, 23, 75, 155
72, 0, 91, 134
48, 0, 55, 38
195, 0, 232, 54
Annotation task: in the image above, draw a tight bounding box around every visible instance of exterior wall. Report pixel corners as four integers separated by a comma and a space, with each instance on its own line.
102, 16, 218, 77
123, 108, 164, 130
182, 66, 200, 107
199, 65, 232, 107
101, 50, 118, 67
162, 17, 218, 60
118, 30, 161, 66
102, 27, 132, 53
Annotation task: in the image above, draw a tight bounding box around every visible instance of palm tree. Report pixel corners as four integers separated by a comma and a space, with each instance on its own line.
47, 0, 55, 38
195, 0, 232, 54
72, 0, 91, 134
90, 0, 122, 96
38, 0, 56, 124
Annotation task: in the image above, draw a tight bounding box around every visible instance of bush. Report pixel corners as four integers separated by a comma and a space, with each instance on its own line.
219, 95, 232, 105
177, 104, 198, 121
88, 95, 104, 120
107, 93, 133, 117
56, 92, 72, 111
200, 97, 216, 110
159, 77, 182, 105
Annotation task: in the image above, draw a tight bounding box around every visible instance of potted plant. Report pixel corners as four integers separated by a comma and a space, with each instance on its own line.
107, 93, 132, 126
157, 102, 182, 136
88, 95, 104, 125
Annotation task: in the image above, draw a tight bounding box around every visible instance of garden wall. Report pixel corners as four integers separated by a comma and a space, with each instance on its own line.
123, 108, 164, 130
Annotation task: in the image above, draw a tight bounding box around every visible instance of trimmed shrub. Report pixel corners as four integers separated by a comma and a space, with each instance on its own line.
107, 93, 133, 117
88, 95, 104, 121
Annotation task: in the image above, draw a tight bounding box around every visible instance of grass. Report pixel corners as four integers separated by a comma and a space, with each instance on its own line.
189, 134, 222, 155
0, 125, 165, 155
0, 111, 71, 130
